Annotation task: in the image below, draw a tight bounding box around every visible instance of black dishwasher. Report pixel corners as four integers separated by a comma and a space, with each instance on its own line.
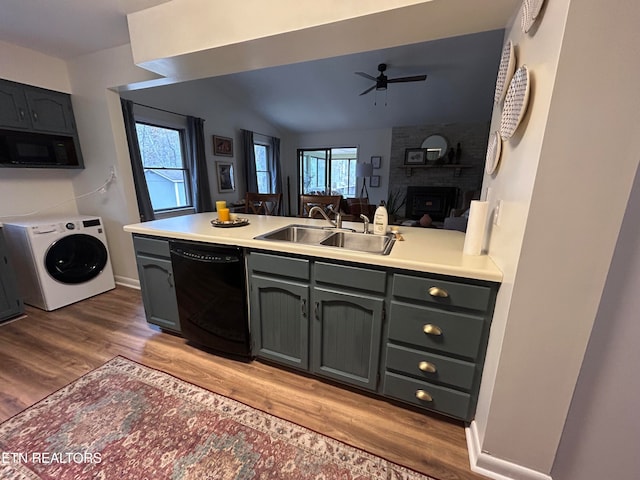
169, 240, 251, 360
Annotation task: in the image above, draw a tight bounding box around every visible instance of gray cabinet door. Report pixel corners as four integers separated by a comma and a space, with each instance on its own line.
0, 230, 24, 321
136, 254, 180, 332
311, 287, 383, 390
0, 81, 30, 130
250, 275, 309, 369
24, 88, 75, 134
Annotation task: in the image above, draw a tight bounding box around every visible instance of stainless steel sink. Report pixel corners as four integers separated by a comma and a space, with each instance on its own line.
255, 224, 334, 244
321, 231, 395, 255
255, 224, 395, 255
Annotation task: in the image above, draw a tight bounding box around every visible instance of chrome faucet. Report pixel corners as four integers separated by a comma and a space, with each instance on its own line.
359, 214, 370, 234
308, 205, 342, 228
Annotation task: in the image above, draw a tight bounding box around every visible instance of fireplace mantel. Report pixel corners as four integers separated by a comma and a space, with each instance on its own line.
399, 164, 474, 177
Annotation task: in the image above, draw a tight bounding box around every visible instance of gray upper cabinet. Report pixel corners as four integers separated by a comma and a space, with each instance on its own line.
23, 88, 75, 134
311, 286, 383, 391
0, 228, 24, 322
0, 81, 30, 130
0, 79, 76, 134
133, 235, 180, 333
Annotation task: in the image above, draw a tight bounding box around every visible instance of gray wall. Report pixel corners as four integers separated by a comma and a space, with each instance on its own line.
551, 163, 640, 479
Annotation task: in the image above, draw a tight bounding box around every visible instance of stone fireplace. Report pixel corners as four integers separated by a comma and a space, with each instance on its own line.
388, 124, 489, 216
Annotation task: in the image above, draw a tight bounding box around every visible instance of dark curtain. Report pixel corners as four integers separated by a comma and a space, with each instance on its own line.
186, 116, 213, 212
120, 99, 154, 221
268, 135, 283, 195
242, 129, 258, 193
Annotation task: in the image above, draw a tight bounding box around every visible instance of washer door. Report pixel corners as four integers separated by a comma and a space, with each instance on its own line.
45, 234, 108, 284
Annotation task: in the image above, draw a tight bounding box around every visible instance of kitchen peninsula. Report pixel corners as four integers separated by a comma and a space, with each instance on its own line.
124, 213, 502, 422
124, 213, 502, 281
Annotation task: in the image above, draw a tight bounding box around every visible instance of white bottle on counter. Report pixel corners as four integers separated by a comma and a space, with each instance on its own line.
373, 201, 388, 235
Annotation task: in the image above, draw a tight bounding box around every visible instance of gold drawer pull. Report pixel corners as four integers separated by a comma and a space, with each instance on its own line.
423, 324, 442, 336
428, 286, 449, 298
418, 361, 437, 373
415, 390, 433, 402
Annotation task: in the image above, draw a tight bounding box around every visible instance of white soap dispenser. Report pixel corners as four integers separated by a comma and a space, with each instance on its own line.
373, 201, 388, 235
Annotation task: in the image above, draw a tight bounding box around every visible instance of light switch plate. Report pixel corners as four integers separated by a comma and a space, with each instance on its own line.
494, 199, 503, 226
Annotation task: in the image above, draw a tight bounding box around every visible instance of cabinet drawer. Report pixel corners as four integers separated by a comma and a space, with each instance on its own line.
133, 235, 170, 257
392, 273, 492, 311
385, 344, 476, 391
249, 252, 309, 280
388, 301, 485, 359
383, 372, 471, 420
315, 262, 386, 294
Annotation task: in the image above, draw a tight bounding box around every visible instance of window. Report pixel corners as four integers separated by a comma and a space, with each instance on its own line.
298, 147, 358, 196
254, 142, 271, 193
135, 122, 192, 212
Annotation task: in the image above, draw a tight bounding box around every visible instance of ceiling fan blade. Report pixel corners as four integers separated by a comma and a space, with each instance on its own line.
355, 72, 377, 81
359, 85, 376, 96
387, 75, 427, 84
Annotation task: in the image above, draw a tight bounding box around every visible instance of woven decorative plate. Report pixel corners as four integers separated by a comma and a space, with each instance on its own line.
500, 65, 530, 140
211, 217, 250, 228
494, 41, 516, 105
521, 0, 545, 33
485, 131, 502, 175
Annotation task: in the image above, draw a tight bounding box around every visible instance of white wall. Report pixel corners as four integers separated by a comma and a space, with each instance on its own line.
0, 170, 80, 220
473, 0, 571, 460
288, 128, 393, 211
0, 41, 71, 92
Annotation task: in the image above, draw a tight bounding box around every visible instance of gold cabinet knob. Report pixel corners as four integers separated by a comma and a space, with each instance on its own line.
428, 286, 449, 298
423, 324, 443, 336
415, 390, 433, 402
418, 361, 437, 373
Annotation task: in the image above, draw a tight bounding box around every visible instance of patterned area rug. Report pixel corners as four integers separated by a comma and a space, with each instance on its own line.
0, 357, 435, 480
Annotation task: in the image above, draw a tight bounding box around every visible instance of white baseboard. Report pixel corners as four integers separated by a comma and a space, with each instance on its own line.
466, 421, 552, 480
114, 276, 140, 290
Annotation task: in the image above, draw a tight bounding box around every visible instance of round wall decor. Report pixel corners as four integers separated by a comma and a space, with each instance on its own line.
521, 0, 546, 33
500, 65, 530, 140
494, 40, 516, 105
485, 131, 502, 175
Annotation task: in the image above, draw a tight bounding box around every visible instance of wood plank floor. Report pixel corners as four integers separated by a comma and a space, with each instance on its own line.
0, 286, 486, 480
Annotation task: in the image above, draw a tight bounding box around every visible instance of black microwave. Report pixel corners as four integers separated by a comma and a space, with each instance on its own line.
0, 128, 83, 168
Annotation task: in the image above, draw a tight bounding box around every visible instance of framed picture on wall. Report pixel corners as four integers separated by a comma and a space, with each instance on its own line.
371, 156, 382, 169
404, 148, 426, 165
216, 162, 235, 192
370, 175, 381, 188
213, 135, 234, 156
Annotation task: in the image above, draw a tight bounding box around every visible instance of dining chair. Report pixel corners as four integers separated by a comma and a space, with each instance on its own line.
299, 194, 342, 218
244, 192, 282, 215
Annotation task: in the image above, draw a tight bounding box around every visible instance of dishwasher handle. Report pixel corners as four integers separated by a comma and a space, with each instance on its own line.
170, 245, 241, 264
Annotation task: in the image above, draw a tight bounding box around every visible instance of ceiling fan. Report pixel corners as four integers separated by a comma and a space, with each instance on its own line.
355, 63, 427, 96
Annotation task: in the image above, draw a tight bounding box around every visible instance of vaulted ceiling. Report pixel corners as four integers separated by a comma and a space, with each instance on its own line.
191, 30, 505, 133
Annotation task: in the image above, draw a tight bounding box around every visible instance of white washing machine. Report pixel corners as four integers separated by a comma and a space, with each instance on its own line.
2, 215, 115, 311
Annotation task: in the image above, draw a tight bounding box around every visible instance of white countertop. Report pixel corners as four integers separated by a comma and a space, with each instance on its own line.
123, 213, 502, 282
